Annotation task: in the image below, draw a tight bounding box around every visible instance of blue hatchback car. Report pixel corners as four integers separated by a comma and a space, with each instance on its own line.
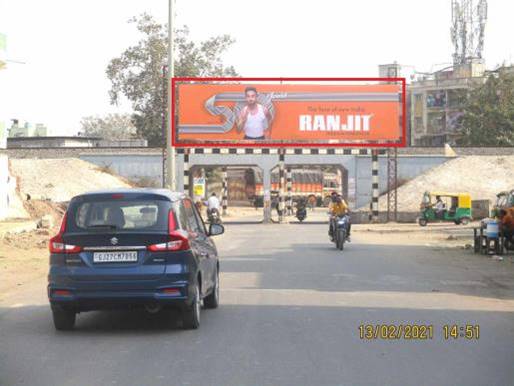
48, 189, 223, 330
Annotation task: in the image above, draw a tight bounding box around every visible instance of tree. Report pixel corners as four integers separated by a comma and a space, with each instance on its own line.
80, 113, 137, 140
457, 70, 514, 146
106, 14, 238, 146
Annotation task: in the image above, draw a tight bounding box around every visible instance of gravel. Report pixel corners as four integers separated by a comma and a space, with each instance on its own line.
9, 158, 132, 203
376, 156, 514, 212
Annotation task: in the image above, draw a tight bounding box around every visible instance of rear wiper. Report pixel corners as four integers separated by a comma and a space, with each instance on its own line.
87, 224, 118, 229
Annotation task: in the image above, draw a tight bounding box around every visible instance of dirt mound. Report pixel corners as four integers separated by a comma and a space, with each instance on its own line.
10, 158, 133, 203
374, 156, 514, 212
2, 228, 51, 250
23, 200, 66, 229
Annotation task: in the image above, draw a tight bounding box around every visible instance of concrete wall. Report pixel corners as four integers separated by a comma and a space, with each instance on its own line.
355, 155, 450, 208
0, 154, 8, 219
66, 152, 451, 211
351, 211, 419, 224
0, 153, 26, 219
80, 153, 164, 187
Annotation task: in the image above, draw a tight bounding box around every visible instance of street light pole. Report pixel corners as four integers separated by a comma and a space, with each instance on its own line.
166, 0, 176, 190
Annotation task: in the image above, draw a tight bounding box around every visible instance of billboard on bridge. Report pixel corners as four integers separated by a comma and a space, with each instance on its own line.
173, 78, 405, 147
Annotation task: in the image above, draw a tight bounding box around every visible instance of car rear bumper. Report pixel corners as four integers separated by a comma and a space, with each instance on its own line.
48, 281, 194, 312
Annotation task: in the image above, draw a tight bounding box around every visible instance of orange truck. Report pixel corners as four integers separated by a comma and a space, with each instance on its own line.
232, 168, 340, 207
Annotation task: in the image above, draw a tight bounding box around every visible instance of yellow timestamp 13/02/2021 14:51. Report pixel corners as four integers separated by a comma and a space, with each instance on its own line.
358, 324, 480, 340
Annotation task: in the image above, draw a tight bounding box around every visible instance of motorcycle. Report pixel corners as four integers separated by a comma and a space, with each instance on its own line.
295, 200, 307, 222
207, 208, 222, 225
331, 214, 350, 250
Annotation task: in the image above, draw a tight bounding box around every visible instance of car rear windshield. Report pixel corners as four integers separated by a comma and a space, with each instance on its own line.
68, 198, 171, 232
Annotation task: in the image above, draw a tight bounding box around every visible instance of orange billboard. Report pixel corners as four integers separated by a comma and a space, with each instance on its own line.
174, 80, 404, 147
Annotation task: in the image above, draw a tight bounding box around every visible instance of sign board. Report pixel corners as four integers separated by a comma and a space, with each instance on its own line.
173, 78, 405, 147
193, 177, 205, 197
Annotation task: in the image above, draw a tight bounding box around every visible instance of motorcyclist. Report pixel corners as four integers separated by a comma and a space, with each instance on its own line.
204, 192, 221, 221
295, 197, 307, 220
327, 192, 339, 226
328, 194, 351, 242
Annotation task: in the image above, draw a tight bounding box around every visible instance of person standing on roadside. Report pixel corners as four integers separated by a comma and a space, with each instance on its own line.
499, 208, 514, 248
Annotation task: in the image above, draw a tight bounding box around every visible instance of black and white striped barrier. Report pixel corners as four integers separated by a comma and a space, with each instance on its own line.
183, 149, 190, 195
286, 167, 293, 215
222, 167, 228, 216
371, 149, 379, 222
176, 148, 386, 155
278, 150, 285, 222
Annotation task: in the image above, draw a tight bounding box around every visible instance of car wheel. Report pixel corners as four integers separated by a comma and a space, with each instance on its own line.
460, 217, 470, 226
182, 279, 201, 329
337, 229, 346, 250
52, 306, 76, 331
418, 218, 428, 227
203, 269, 219, 309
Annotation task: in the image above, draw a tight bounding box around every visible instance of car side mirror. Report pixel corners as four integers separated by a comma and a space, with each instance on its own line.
209, 223, 224, 236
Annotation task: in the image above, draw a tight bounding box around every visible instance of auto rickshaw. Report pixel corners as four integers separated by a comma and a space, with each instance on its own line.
418, 191, 472, 226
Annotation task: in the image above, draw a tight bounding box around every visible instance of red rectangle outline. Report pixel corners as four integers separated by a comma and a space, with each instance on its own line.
171, 77, 407, 148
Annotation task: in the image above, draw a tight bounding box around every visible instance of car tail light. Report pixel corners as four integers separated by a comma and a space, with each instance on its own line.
49, 212, 83, 254
147, 230, 190, 252
147, 210, 189, 252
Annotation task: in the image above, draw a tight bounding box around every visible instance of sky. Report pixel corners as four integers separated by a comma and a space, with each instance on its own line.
0, 0, 513, 135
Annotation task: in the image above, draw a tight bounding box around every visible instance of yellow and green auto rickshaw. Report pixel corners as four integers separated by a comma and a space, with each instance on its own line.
418, 191, 472, 226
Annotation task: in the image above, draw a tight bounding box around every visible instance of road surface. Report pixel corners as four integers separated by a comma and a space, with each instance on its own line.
1, 224, 514, 386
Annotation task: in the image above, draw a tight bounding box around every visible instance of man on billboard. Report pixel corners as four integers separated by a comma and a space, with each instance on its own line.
237, 87, 273, 140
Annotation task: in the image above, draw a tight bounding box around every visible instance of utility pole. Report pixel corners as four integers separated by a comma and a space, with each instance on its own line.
166, 0, 176, 190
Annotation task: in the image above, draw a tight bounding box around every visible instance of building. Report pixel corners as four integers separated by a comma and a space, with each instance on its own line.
8, 120, 48, 137
408, 60, 487, 146
378, 62, 403, 79
7, 120, 148, 148
7, 136, 101, 148
7, 136, 148, 148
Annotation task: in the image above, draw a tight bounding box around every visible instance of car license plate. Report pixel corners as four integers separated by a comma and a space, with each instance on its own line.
93, 251, 138, 263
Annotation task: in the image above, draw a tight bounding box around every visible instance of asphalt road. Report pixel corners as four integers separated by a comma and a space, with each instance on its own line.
1, 224, 514, 386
